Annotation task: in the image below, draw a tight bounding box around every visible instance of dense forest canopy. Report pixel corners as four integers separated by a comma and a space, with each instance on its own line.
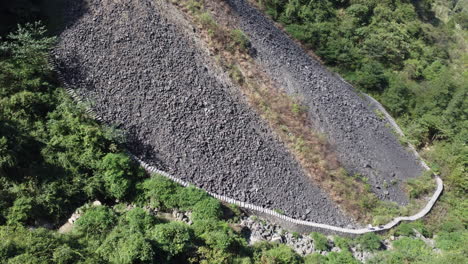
0, 0, 466, 263
259, 0, 467, 207
260, 0, 466, 146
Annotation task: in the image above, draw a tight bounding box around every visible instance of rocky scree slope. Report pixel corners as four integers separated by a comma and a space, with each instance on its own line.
223, 0, 424, 204
53, 0, 352, 226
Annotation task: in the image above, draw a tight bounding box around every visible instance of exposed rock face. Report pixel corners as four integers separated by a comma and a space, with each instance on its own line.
223, 0, 424, 203
53, 0, 352, 226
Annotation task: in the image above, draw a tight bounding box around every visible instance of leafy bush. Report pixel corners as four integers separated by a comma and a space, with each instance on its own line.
394, 223, 415, 236
73, 206, 117, 238
356, 233, 381, 251
254, 243, 302, 264
198, 12, 217, 31
98, 226, 155, 264
191, 198, 223, 221
405, 171, 434, 199
303, 253, 327, 264
230, 29, 250, 51
311, 232, 329, 251
368, 237, 433, 264
435, 231, 467, 251
326, 251, 361, 264
121, 207, 157, 232
6, 197, 33, 226
333, 236, 351, 251
141, 175, 179, 209
150, 222, 194, 259
228, 64, 245, 85
175, 186, 210, 211
98, 153, 143, 200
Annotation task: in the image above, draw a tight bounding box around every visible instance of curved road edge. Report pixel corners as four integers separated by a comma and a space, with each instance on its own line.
60, 82, 443, 236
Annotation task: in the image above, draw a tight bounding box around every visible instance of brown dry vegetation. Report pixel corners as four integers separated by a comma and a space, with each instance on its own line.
169, 0, 432, 224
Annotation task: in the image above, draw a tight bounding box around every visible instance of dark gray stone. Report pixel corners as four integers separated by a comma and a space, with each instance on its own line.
53, 0, 352, 226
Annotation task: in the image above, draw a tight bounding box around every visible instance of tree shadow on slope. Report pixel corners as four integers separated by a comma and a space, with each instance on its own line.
53, 49, 169, 174
0, 0, 89, 37
124, 125, 169, 172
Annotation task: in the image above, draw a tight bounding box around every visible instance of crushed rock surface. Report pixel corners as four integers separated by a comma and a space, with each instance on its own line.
224, 0, 424, 203
53, 0, 353, 226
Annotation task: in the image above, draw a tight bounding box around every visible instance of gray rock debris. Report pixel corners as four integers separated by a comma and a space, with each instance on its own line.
53, 0, 352, 226
224, 0, 424, 204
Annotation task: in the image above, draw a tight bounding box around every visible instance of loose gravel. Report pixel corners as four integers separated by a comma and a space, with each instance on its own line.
53, 0, 353, 226
224, 0, 424, 204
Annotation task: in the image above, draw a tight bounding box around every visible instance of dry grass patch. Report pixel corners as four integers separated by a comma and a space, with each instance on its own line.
169, 0, 434, 224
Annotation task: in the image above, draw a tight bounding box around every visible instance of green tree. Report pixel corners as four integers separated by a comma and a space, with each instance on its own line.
73, 206, 117, 238
311, 232, 329, 252
356, 233, 381, 251
98, 226, 156, 264
121, 207, 157, 233
150, 221, 194, 260
98, 153, 142, 200
141, 175, 179, 209
254, 243, 302, 264
6, 197, 33, 226
191, 198, 223, 221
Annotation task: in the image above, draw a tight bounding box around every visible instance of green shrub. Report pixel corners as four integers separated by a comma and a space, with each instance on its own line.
405, 171, 434, 199
185, 0, 203, 14
435, 231, 467, 251
121, 207, 156, 232
150, 222, 194, 259
273, 208, 284, 215
356, 233, 381, 251
333, 236, 351, 251
230, 29, 250, 51
292, 232, 300, 239
6, 197, 33, 226
255, 244, 302, 264
73, 206, 117, 238
175, 186, 210, 211
391, 237, 432, 262
228, 64, 244, 85
141, 175, 179, 209
439, 218, 464, 233
311, 232, 329, 251
97, 227, 155, 264
191, 198, 223, 221
52, 244, 79, 264
198, 12, 217, 31
200, 229, 245, 252
326, 251, 360, 264
98, 153, 143, 200
395, 223, 414, 236
304, 253, 327, 264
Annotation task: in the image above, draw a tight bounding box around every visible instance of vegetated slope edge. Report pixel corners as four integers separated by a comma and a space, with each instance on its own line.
223, 0, 425, 204
53, 0, 352, 226
64, 85, 443, 235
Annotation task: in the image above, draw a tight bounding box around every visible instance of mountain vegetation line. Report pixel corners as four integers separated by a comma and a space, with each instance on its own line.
0, 0, 466, 263
173, 0, 446, 225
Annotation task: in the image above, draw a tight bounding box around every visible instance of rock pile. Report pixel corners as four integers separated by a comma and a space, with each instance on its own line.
53, 0, 351, 226
223, 0, 424, 203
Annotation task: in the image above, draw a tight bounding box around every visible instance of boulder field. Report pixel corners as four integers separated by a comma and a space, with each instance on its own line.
54, 0, 352, 226
222, 0, 424, 203
53, 0, 424, 226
